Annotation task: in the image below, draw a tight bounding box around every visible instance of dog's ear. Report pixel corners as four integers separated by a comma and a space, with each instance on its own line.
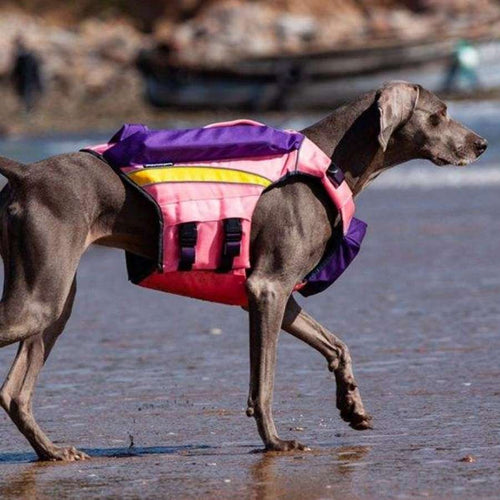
0, 156, 26, 188
377, 82, 420, 152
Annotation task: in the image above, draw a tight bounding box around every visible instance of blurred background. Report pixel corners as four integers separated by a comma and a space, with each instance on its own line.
1, 2, 500, 498
0, 0, 499, 136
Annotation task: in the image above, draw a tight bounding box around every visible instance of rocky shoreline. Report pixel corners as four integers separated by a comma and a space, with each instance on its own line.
0, 11, 154, 136
0, 1, 499, 136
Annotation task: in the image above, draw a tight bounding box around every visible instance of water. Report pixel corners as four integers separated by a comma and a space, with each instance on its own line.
0, 103, 499, 498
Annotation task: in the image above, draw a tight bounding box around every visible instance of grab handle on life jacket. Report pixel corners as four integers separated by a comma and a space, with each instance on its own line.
327, 161, 345, 187
178, 222, 198, 271
218, 218, 242, 273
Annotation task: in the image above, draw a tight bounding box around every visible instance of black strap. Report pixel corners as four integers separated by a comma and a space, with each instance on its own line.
178, 222, 198, 271
218, 218, 242, 272
327, 161, 345, 187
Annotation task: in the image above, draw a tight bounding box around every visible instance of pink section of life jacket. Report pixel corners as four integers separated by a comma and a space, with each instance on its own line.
89, 119, 356, 305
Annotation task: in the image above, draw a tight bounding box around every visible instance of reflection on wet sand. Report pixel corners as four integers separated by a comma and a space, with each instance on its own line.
0, 466, 40, 500
249, 446, 371, 500
0, 445, 371, 500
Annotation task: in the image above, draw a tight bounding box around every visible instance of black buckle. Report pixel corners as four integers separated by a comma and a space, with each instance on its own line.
178, 222, 198, 271
218, 218, 242, 272
327, 161, 345, 187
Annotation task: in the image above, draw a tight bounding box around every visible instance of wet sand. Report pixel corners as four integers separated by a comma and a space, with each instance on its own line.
1, 101, 500, 498
0, 184, 499, 498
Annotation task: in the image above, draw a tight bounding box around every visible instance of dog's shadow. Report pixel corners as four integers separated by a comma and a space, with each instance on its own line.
0, 444, 215, 464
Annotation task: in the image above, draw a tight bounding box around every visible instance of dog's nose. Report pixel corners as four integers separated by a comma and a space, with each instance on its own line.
474, 137, 488, 155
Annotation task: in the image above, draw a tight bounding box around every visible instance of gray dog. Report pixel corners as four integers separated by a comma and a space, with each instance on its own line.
0, 82, 487, 461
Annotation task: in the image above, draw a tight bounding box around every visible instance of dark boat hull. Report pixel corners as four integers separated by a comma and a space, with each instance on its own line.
139, 37, 500, 110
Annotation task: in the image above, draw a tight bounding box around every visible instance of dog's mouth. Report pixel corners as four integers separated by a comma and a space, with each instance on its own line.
435, 158, 448, 166
432, 156, 452, 166
432, 155, 473, 167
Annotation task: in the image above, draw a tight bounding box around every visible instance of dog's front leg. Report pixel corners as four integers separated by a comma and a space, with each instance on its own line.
246, 275, 307, 451
282, 296, 373, 431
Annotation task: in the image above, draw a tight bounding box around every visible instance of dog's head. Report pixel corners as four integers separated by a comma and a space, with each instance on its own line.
377, 81, 487, 166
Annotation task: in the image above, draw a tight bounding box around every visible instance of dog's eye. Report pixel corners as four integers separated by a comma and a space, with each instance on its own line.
429, 113, 441, 127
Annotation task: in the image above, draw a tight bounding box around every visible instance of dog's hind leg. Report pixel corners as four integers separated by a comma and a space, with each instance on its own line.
246, 275, 308, 452
0, 279, 87, 461
0, 184, 89, 348
281, 296, 372, 430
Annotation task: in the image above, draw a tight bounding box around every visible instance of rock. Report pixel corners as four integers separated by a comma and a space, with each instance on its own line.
0, 10, 149, 117
165, 0, 500, 67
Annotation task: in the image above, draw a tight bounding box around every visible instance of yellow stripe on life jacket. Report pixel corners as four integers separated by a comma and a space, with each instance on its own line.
127, 166, 273, 188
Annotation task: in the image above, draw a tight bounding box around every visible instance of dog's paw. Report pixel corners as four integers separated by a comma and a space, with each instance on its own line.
42, 446, 90, 462
339, 402, 373, 430
265, 439, 311, 452
347, 413, 373, 431
337, 385, 373, 431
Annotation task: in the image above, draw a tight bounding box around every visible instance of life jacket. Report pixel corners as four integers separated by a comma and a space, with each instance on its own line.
86, 119, 367, 306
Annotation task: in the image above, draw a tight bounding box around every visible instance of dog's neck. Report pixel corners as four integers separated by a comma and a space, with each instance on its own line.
302, 92, 412, 197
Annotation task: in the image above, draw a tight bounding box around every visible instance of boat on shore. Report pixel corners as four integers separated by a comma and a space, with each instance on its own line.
137, 32, 500, 110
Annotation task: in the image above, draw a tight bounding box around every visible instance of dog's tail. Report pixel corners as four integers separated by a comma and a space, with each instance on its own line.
0, 156, 26, 187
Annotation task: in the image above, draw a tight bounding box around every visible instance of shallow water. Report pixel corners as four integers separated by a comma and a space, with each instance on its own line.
0, 104, 499, 498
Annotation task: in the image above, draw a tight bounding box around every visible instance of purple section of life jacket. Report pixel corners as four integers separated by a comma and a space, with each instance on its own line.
103, 123, 305, 166
299, 217, 367, 297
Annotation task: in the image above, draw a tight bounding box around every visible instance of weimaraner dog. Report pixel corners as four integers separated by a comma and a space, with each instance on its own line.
0, 82, 487, 460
